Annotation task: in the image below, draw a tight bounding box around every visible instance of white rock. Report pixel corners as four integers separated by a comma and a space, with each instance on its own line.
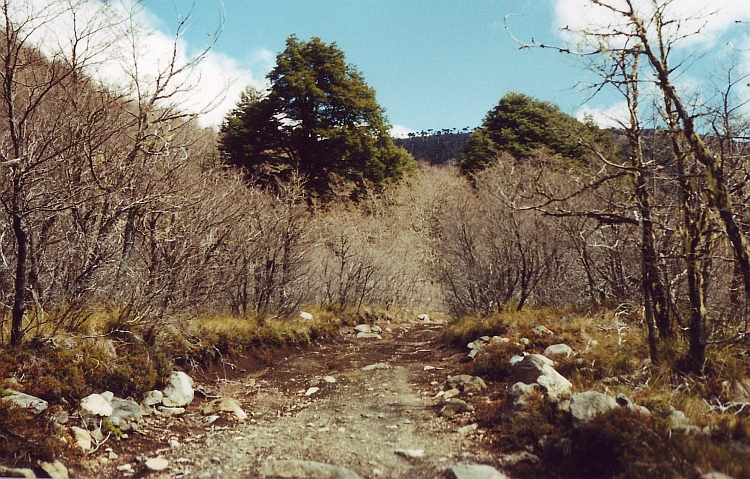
204, 415, 220, 424
201, 397, 248, 421
395, 449, 425, 458
117, 464, 133, 472
299, 311, 314, 320
3, 391, 48, 415
532, 325, 554, 336
70, 426, 92, 452
362, 363, 391, 371
162, 371, 194, 407
305, 387, 320, 396
354, 324, 372, 333
570, 391, 618, 428
509, 354, 571, 402
544, 344, 573, 358
443, 388, 461, 399
457, 423, 478, 434
100, 391, 114, 402
423, 365, 435, 371
38, 460, 68, 479
80, 394, 113, 417
447, 464, 508, 479
418, 314, 430, 322
357, 332, 382, 339
158, 406, 186, 416
145, 457, 169, 472
322, 376, 336, 383
142, 390, 163, 407
371, 325, 383, 333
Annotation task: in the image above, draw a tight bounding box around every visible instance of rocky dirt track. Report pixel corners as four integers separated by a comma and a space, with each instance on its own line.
80, 321, 508, 479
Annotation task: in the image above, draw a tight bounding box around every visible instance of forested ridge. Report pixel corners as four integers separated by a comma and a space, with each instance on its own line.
2, 1, 750, 478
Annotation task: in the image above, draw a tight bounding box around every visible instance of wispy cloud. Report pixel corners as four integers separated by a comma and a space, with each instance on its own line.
390, 124, 417, 139
554, 0, 750, 123
15, 0, 270, 128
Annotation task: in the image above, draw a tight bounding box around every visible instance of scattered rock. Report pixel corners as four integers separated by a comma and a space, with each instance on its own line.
38, 460, 68, 479
142, 390, 163, 407
145, 457, 169, 472
440, 398, 474, 417
2, 391, 48, 415
457, 423, 478, 434
467, 337, 490, 359
394, 449, 425, 458
508, 354, 571, 402
544, 344, 573, 358
506, 382, 539, 410
701, 473, 736, 479
108, 398, 142, 430
356, 332, 382, 340
354, 324, 372, 334
204, 415, 220, 424
259, 459, 362, 479
299, 311, 313, 320
80, 393, 113, 417
201, 397, 248, 421
70, 426, 92, 452
667, 406, 690, 429
443, 388, 461, 399
616, 393, 650, 416
158, 406, 186, 416
162, 371, 194, 407
446, 464, 508, 479
570, 391, 618, 428
0, 465, 35, 478
445, 375, 487, 394
532, 325, 554, 336
498, 451, 540, 467
362, 363, 390, 371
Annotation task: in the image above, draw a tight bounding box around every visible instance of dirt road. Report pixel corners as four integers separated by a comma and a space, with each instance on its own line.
87, 321, 504, 479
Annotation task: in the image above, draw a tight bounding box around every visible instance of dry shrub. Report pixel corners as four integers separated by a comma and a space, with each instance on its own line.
0, 402, 68, 466
441, 314, 508, 347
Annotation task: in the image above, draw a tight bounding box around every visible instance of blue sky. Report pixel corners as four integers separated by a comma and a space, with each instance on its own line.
137, 0, 750, 134
144, 0, 597, 134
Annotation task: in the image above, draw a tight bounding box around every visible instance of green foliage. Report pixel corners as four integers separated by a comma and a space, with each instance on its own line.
220, 36, 415, 199
460, 92, 609, 175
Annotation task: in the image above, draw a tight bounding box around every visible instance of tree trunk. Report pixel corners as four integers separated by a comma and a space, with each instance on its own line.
10, 185, 27, 346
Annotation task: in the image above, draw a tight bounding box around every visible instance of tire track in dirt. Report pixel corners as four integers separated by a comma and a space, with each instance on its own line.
87, 322, 502, 479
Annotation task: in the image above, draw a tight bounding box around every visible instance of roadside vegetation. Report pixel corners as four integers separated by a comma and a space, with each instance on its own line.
0, 0, 749, 477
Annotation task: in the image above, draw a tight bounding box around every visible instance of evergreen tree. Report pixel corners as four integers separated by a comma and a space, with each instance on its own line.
461, 92, 607, 175
220, 36, 414, 199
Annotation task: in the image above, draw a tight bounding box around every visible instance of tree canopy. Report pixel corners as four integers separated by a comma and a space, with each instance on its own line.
460, 92, 608, 175
220, 36, 414, 199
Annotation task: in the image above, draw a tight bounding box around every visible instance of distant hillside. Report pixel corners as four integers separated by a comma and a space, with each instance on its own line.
394, 130, 473, 165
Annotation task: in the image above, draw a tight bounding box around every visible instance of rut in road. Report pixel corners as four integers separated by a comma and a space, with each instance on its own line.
98, 322, 502, 479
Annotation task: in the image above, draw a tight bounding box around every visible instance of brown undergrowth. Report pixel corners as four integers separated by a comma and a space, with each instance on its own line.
0, 304, 405, 468
445, 307, 750, 479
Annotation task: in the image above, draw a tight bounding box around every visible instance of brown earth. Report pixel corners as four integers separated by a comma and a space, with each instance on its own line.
73, 321, 512, 479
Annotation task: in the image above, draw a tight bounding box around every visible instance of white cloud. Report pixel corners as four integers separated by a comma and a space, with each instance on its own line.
556, 1, 750, 122
554, 0, 750, 50
577, 102, 630, 128
13, 0, 270, 128
390, 124, 417, 138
